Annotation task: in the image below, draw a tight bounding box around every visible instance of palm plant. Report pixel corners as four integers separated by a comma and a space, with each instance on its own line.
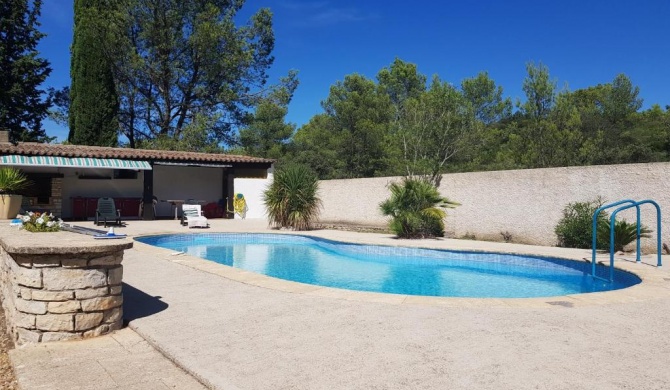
379, 178, 459, 239
598, 219, 652, 252
264, 164, 321, 230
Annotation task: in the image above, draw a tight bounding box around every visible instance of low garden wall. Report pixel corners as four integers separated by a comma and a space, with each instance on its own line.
318, 162, 670, 251
0, 226, 132, 345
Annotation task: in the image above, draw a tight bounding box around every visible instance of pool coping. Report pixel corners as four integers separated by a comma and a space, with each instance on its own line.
131, 230, 670, 308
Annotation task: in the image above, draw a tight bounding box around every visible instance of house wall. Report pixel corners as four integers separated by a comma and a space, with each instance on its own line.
153, 165, 224, 218
317, 162, 670, 250
60, 169, 143, 219
15, 164, 273, 220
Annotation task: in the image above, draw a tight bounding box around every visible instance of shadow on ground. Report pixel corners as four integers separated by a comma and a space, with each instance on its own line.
123, 283, 169, 322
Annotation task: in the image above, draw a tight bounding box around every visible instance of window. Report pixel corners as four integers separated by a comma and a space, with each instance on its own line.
113, 169, 138, 179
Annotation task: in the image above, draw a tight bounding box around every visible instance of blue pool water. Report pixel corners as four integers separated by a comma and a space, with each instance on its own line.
136, 233, 641, 298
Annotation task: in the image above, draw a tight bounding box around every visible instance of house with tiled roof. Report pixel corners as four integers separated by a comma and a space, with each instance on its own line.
0, 131, 274, 220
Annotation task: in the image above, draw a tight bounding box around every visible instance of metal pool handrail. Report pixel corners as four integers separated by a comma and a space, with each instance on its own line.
607, 200, 662, 281
591, 199, 639, 281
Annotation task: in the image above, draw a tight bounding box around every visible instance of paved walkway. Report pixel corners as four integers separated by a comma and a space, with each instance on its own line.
9, 220, 670, 389
10, 328, 205, 389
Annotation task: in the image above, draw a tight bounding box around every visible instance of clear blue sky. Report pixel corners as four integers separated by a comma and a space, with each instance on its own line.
38, 0, 670, 143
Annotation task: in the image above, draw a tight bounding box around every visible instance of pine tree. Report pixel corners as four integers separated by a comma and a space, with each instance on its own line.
69, 0, 119, 146
0, 0, 52, 143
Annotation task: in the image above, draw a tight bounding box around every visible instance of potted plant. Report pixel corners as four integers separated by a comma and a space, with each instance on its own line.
0, 167, 30, 219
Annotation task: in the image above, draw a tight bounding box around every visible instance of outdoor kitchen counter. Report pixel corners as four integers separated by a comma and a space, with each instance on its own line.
0, 224, 132, 345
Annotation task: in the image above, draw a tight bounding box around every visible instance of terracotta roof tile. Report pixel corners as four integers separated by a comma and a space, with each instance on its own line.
0, 142, 274, 165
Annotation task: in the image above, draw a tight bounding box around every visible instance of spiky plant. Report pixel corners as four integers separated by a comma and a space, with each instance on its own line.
379, 178, 459, 239
264, 164, 321, 230
0, 167, 30, 194
598, 219, 652, 252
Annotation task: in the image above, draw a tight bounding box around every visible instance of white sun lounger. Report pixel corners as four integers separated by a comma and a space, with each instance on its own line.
181, 204, 209, 228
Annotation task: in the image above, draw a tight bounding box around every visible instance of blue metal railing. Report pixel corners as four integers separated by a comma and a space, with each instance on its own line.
591, 199, 662, 282
591, 200, 639, 281
608, 200, 662, 280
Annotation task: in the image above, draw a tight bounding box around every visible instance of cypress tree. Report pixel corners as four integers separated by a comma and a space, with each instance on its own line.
0, 0, 52, 143
69, 0, 119, 146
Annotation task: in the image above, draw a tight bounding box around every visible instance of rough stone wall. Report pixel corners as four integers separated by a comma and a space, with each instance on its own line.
317, 162, 670, 250
51, 177, 63, 217
0, 246, 123, 345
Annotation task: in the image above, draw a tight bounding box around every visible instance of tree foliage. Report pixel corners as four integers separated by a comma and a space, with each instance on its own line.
289, 114, 343, 179
396, 76, 476, 186
288, 59, 479, 185
46, 86, 70, 127
321, 73, 392, 178
0, 0, 52, 143
100, 0, 295, 149
521, 62, 556, 119
461, 71, 512, 125
261, 58, 668, 181
239, 71, 299, 158
69, 0, 119, 147
602, 74, 643, 125
377, 57, 426, 119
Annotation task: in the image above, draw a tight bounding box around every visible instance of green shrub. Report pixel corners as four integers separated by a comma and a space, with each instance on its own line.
379, 178, 459, 239
555, 199, 609, 249
555, 198, 651, 251
264, 164, 321, 230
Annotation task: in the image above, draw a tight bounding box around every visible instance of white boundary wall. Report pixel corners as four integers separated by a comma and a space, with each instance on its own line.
234, 173, 273, 219
317, 162, 670, 250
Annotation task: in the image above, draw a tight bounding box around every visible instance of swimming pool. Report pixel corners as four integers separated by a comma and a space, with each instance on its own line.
136, 233, 641, 298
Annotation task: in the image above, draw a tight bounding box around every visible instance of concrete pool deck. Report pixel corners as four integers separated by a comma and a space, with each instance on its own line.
9, 219, 670, 389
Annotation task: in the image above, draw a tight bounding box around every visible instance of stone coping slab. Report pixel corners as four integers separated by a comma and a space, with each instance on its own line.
120, 223, 670, 390
0, 225, 132, 255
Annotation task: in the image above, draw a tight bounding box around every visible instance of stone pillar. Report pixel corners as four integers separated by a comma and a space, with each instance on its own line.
51, 177, 63, 218
0, 227, 132, 345
225, 169, 235, 219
